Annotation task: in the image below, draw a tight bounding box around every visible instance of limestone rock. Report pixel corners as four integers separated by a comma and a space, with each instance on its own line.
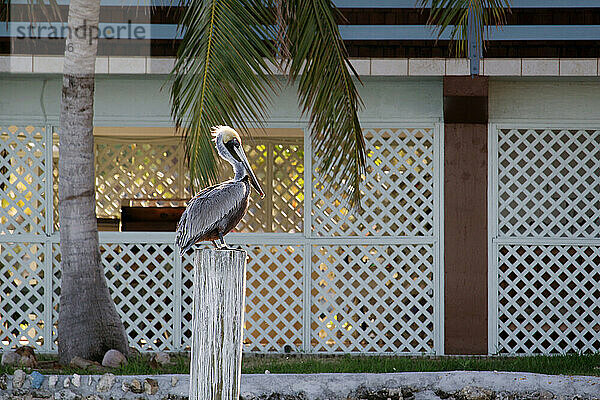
537, 390, 555, 400
31, 389, 53, 398
12, 369, 27, 389
129, 379, 144, 394
55, 389, 79, 400
48, 376, 58, 388
128, 347, 141, 359
70, 356, 101, 370
96, 373, 115, 392
144, 378, 159, 395
30, 371, 44, 389
151, 352, 171, 366
71, 374, 81, 388
63, 377, 70, 388
121, 381, 130, 392
1, 352, 20, 367
170, 376, 178, 387
0, 374, 7, 390
102, 349, 126, 368
15, 346, 37, 368
455, 386, 495, 400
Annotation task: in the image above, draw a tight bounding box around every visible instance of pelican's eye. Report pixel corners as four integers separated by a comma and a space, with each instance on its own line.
224, 138, 242, 162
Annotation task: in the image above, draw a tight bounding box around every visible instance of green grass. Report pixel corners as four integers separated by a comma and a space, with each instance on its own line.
1, 353, 599, 377
241, 354, 600, 376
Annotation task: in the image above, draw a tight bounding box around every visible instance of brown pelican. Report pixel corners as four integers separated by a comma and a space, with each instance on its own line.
176, 126, 264, 253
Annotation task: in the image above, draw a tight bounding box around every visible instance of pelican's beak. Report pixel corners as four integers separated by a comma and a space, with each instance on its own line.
235, 146, 265, 198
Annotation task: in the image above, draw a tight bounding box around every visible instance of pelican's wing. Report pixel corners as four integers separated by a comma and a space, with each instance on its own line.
175, 180, 247, 253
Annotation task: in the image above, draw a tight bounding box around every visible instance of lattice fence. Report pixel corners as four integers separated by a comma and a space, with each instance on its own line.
95, 138, 187, 219
310, 244, 434, 353
0, 125, 49, 235
312, 128, 434, 237
497, 129, 600, 238
180, 243, 304, 352
491, 126, 600, 354
93, 137, 304, 233
2, 124, 441, 354
497, 244, 600, 354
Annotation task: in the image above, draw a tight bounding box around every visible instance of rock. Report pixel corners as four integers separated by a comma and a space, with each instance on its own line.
0, 374, 7, 390
96, 373, 115, 392
264, 369, 271, 374
71, 374, 81, 388
55, 389, 79, 400
30, 371, 44, 389
144, 378, 159, 395
537, 391, 554, 400
102, 349, 126, 368
13, 369, 27, 389
87, 376, 94, 386
455, 386, 495, 400
48, 376, 58, 388
31, 389, 53, 398
129, 379, 144, 394
19, 355, 37, 368
170, 376, 178, 387
241, 393, 256, 400
152, 352, 171, 366
64, 376, 71, 387
70, 356, 101, 370
15, 346, 37, 368
121, 381, 130, 392
1, 352, 20, 366
128, 347, 141, 359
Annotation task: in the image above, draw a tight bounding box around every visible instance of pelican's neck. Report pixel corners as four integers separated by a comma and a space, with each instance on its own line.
232, 162, 246, 181
216, 138, 247, 181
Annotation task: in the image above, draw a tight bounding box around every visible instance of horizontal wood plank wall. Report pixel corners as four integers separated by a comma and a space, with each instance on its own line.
443, 77, 488, 354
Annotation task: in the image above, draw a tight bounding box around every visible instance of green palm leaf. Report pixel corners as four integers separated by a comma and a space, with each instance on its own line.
1, 0, 60, 24
169, 0, 280, 191
170, 0, 366, 208
419, 0, 511, 57
285, 0, 366, 208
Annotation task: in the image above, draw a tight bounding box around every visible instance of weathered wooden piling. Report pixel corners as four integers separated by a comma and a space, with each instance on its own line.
189, 249, 247, 400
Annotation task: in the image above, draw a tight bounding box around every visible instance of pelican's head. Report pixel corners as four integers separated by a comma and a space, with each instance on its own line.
212, 126, 265, 198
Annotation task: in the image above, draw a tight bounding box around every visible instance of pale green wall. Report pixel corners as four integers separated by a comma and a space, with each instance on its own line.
489, 78, 600, 123
0, 75, 442, 127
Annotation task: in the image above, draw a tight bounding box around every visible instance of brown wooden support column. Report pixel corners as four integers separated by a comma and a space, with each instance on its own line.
443, 76, 488, 355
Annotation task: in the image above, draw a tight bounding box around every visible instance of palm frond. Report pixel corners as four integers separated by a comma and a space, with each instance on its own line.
419, 0, 511, 57
1, 0, 61, 24
169, 0, 279, 192
286, 0, 366, 208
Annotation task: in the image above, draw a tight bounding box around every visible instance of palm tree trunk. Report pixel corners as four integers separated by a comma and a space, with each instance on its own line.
58, 0, 128, 364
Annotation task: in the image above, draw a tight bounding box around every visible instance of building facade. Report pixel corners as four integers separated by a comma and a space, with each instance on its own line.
1, 0, 599, 355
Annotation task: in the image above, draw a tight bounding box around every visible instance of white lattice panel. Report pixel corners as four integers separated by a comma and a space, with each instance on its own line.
311, 244, 434, 353
51, 243, 61, 350
236, 140, 304, 233
0, 242, 48, 349
272, 143, 304, 233
95, 141, 184, 218
181, 244, 304, 352
498, 128, 600, 238
497, 245, 600, 354
236, 144, 268, 232
51, 241, 177, 351
312, 128, 434, 237
0, 126, 49, 234
101, 243, 175, 351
